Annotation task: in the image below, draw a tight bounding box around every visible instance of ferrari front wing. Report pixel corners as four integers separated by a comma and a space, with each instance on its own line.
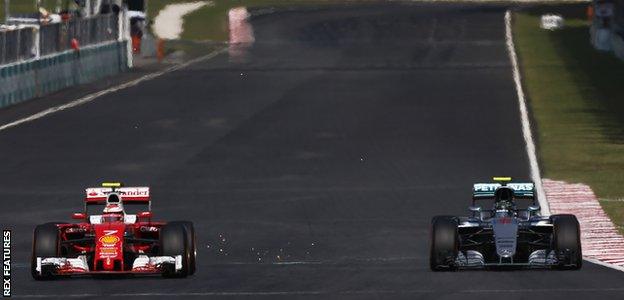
34, 255, 183, 276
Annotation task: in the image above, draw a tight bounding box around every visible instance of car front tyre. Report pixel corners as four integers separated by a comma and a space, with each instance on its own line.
551, 214, 582, 270
31, 223, 61, 280
430, 216, 459, 271
160, 223, 191, 278
168, 221, 196, 275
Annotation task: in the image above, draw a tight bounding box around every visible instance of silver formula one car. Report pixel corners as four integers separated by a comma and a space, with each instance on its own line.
430, 177, 582, 271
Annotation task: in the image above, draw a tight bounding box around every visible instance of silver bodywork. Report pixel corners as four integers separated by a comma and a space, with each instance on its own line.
492, 215, 518, 259
432, 180, 579, 270
456, 212, 558, 268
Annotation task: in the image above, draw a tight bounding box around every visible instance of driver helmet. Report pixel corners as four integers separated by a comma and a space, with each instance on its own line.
494, 187, 515, 211
102, 193, 125, 222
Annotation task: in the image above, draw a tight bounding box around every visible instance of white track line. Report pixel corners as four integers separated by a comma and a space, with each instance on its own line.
0, 48, 226, 133
583, 257, 624, 272
504, 10, 550, 215
13, 287, 624, 298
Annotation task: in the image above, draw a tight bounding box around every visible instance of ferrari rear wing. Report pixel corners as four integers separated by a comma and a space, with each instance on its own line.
85, 186, 150, 204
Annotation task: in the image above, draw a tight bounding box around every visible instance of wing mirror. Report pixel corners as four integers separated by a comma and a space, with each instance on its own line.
138, 211, 152, 219
72, 212, 86, 220
468, 205, 482, 213
527, 205, 540, 212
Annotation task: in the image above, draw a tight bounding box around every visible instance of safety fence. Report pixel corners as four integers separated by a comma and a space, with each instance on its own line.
0, 13, 119, 65
0, 26, 37, 64
614, 0, 624, 59
0, 40, 129, 108
588, 0, 624, 59
612, 31, 624, 60
40, 13, 118, 55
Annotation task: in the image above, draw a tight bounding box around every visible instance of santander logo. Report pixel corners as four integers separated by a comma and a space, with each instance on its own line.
119, 189, 148, 196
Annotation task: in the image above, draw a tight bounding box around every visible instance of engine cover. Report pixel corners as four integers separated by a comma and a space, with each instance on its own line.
492, 216, 518, 259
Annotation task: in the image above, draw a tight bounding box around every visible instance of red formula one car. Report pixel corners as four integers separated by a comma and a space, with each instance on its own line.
31, 183, 196, 279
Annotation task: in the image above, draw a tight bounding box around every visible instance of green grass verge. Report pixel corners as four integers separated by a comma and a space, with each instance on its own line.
1, 1, 36, 21
153, 0, 373, 55
147, 0, 192, 24
514, 5, 624, 232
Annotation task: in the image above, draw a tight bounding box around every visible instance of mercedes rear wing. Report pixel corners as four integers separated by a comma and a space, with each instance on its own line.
473, 182, 534, 199
472, 177, 536, 204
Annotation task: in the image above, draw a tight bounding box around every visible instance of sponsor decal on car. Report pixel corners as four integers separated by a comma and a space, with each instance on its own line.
98, 231, 120, 259
98, 248, 119, 259
99, 235, 120, 247
119, 189, 149, 197
140, 226, 159, 232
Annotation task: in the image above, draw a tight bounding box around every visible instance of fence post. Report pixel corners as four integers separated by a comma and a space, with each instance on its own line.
1, 32, 5, 64
4, 0, 9, 24
121, 6, 132, 68
117, 6, 123, 41
33, 26, 40, 59
16, 28, 20, 61
84, 0, 91, 17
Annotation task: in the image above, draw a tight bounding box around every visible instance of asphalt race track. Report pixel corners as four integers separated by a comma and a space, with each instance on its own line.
2, 3, 624, 299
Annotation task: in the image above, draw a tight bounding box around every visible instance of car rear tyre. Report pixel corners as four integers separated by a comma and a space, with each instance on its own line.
168, 221, 196, 275
430, 216, 459, 271
31, 223, 61, 280
551, 214, 582, 270
160, 223, 191, 278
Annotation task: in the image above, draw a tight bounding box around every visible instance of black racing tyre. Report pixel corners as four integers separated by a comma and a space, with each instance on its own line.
31, 223, 61, 280
168, 221, 196, 275
160, 223, 190, 278
430, 216, 459, 271
551, 214, 582, 270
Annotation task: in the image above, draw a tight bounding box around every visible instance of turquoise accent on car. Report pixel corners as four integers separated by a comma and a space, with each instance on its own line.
473, 182, 535, 199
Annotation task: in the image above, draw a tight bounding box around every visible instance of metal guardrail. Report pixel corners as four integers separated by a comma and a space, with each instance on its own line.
0, 40, 129, 109
1, 13, 119, 64
40, 13, 118, 56
0, 26, 37, 64
0, 7, 132, 109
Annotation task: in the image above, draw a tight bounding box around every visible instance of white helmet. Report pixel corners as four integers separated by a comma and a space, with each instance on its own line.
103, 193, 125, 214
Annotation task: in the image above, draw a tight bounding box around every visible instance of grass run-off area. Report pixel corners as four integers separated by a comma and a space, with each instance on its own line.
514, 5, 624, 232
155, 0, 371, 41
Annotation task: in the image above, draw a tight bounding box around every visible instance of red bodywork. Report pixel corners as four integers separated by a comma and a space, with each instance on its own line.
94, 223, 125, 271
49, 187, 170, 275
53, 219, 166, 275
